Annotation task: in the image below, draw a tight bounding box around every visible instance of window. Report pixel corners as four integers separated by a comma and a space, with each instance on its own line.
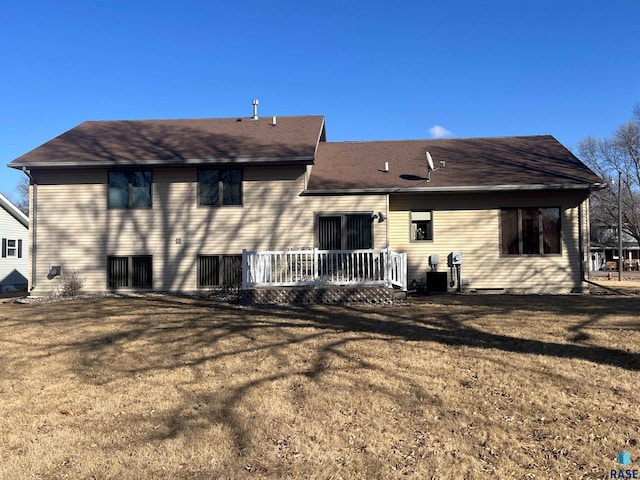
1, 239, 22, 258
108, 171, 152, 208
317, 214, 373, 249
198, 169, 243, 206
107, 255, 152, 288
410, 211, 433, 241
500, 208, 561, 255
198, 255, 242, 287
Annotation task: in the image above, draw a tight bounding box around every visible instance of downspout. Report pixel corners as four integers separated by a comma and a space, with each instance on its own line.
385, 194, 390, 248
578, 200, 585, 290
22, 167, 36, 292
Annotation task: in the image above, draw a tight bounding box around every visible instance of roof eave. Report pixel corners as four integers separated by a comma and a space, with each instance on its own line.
8, 156, 316, 169
302, 183, 604, 196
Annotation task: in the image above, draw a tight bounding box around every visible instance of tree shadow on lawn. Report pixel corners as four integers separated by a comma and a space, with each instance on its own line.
293, 295, 640, 371
54, 293, 639, 407
32, 293, 639, 375
112, 294, 640, 463
6, 293, 639, 468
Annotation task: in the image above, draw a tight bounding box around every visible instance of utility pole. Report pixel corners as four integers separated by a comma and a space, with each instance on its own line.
618, 170, 623, 281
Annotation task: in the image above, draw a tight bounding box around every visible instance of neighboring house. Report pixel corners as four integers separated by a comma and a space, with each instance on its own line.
0, 192, 29, 292
8, 107, 603, 296
590, 225, 640, 271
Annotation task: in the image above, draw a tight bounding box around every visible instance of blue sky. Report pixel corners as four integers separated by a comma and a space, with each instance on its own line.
1, 0, 638, 200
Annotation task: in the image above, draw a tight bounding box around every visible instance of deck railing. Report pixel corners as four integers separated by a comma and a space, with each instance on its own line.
242, 247, 407, 291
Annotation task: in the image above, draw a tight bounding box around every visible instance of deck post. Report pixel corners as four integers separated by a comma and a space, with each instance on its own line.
313, 247, 319, 289
401, 252, 408, 291
385, 246, 392, 288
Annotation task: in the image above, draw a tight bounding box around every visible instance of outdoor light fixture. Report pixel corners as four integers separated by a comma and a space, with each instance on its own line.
372, 212, 386, 223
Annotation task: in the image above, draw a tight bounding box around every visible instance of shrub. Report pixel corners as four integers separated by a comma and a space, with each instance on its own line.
59, 270, 86, 298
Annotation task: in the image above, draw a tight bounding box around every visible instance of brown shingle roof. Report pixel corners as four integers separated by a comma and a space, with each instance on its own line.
9, 115, 325, 168
307, 136, 603, 192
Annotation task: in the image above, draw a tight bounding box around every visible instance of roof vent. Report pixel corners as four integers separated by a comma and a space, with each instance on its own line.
251, 99, 259, 120
272, 115, 277, 126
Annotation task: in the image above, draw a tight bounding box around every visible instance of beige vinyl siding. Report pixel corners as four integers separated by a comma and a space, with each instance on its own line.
30, 166, 592, 295
30, 166, 386, 294
30, 170, 107, 294
389, 192, 589, 294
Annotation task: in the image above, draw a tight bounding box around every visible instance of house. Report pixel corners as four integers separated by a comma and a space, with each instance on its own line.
0, 192, 29, 292
8, 106, 603, 297
590, 225, 640, 271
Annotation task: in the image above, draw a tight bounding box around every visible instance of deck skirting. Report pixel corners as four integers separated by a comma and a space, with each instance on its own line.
241, 286, 405, 305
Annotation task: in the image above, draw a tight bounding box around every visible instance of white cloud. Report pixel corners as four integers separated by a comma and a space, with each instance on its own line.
428, 125, 453, 139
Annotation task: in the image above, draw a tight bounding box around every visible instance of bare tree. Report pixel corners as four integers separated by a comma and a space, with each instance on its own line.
1, 175, 29, 216
15, 175, 30, 215
578, 103, 640, 246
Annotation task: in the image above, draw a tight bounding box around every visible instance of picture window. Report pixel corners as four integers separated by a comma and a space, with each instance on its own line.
501, 207, 561, 255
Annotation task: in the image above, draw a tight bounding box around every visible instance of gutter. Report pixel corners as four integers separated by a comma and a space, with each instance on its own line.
579, 200, 586, 292
8, 155, 316, 169
302, 183, 605, 196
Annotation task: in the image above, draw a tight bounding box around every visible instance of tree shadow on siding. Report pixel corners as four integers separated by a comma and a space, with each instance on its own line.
32, 119, 320, 294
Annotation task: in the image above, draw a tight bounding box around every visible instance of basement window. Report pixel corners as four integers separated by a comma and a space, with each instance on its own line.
198, 255, 242, 287
107, 255, 153, 288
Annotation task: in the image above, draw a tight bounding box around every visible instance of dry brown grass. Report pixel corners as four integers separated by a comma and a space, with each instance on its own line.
1, 293, 639, 479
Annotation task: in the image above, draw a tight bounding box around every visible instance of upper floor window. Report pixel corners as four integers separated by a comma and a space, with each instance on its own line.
108, 171, 152, 208
501, 207, 561, 255
410, 210, 433, 241
198, 169, 243, 206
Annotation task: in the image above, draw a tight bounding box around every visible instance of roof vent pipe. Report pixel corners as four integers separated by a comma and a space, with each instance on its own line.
251, 99, 259, 120
272, 116, 277, 126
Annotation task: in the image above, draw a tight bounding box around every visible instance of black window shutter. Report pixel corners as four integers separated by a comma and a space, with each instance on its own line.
1, 238, 6, 258
18, 239, 23, 258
